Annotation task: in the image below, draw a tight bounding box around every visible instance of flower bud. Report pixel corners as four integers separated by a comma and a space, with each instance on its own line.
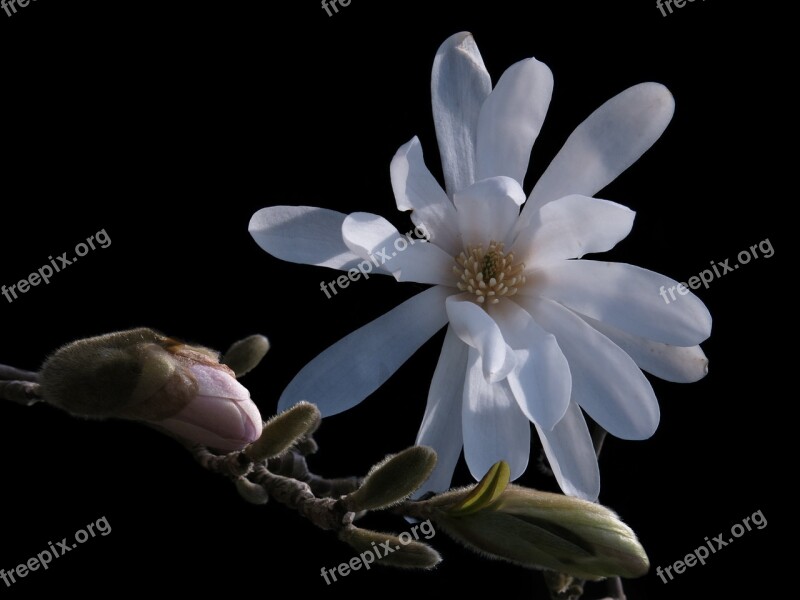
40, 328, 263, 452
421, 464, 649, 580
339, 525, 441, 570
342, 446, 437, 512
222, 334, 270, 377
244, 401, 320, 461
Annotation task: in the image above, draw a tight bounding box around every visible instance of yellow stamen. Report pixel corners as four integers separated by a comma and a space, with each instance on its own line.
453, 241, 526, 305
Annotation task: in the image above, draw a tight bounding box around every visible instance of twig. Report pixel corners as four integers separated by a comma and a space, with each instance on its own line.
606, 576, 626, 600
0, 364, 43, 406
591, 424, 625, 600
249, 464, 351, 531
0, 365, 39, 383
267, 450, 361, 498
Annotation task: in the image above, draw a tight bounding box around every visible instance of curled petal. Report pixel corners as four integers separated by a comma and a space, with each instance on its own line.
513, 195, 635, 267
491, 299, 571, 431
342, 212, 455, 285
249, 206, 365, 271
454, 176, 526, 248
391, 136, 461, 254
446, 294, 516, 383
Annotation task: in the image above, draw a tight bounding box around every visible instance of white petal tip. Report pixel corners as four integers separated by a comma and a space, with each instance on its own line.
621, 424, 659, 442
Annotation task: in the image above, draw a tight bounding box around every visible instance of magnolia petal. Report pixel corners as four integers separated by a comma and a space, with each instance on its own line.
476, 57, 554, 186
535, 401, 600, 501
581, 315, 709, 383
446, 294, 516, 383
522, 82, 674, 221
453, 176, 526, 248
491, 300, 571, 431
522, 296, 660, 441
191, 363, 251, 401
341, 211, 401, 259
249, 206, 365, 271
462, 348, 530, 481
157, 366, 263, 453
415, 326, 469, 496
157, 418, 249, 453
432, 32, 492, 196
513, 195, 635, 267
389, 242, 462, 286
535, 260, 712, 346
342, 212, 454, 285
163, 395, 254, 443
278, 286, 451, 416
391, 137, 461, 255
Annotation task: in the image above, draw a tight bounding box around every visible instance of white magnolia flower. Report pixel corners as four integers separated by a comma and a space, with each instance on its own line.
249, 32, 711, 500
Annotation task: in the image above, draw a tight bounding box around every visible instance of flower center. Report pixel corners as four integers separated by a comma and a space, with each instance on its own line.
453, 241, 526, 305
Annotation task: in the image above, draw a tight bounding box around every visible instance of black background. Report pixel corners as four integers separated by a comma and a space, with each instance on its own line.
0, 1, 784, 597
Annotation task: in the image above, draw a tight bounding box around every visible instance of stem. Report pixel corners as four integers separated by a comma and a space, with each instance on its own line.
249, 464, 351, 531
267, 451, 361, 498
0, 365, 39, 382
0, 365, 42, 406
191, 443, 361, 530
606, 576, 626, 600
0, 364, 43, 406
543, 572, 584, 600
0, 381, 41, 405
592, 424, 625, 600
